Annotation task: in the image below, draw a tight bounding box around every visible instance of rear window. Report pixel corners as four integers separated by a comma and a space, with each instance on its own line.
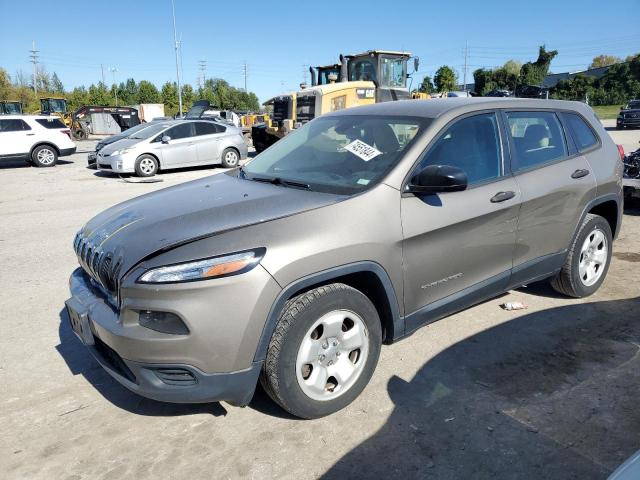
36, 118, 67, 129
505, 111, 568, 170
0, 119, 31, 132
563, 113, 598, 151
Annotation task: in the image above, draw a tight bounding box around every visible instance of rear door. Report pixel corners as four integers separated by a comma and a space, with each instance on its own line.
401, 111, 520, 330
503, 110, 596, 283
193, 121, 224, 165
157, 122, 197, 168
0, 119, 34, 155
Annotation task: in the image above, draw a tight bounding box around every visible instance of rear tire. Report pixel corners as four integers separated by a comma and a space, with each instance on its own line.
221, 148, 240, 168
550, 214, 612, 298
31, 145, 57, 167
260, 283, 382, 419
134, 154, 158, 177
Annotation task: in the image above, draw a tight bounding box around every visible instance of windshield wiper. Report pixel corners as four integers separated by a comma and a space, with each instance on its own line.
250, 175, 311, 190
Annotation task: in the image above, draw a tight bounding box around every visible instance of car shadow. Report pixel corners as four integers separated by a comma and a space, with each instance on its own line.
321, 296, 640, 479
55, 308, 228, 417
0, 159, 74, 169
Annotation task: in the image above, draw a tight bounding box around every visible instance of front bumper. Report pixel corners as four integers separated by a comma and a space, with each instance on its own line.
65, 267, 273, 405
87, 152, 96, 166
617, 117, 640, 128
97, 152, 135, 173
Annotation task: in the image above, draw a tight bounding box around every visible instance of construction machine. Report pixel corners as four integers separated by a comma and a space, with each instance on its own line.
252, 50, 418, 151
38, 97, 72, 126
0, 101, 23, 114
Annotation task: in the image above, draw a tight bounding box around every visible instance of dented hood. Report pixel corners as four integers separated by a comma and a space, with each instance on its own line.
74, 173, 343, 281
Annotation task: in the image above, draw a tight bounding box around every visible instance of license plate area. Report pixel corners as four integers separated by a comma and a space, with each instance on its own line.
65, 298, 95, 346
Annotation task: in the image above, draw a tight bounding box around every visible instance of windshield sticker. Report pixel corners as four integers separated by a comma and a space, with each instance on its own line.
357, 178, 370, 185
344, 139, 382, 162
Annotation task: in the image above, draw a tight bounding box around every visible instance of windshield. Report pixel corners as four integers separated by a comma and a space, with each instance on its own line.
129, 123, 171, 139
123, 122, 155, 138
379, 56, 406, 88
243, 115, 429, 194
627, 101, 640, 110
4, 103, 21, 114
349, 58, 377, 82
48, 99, 66, 113
318, 67, 340, 85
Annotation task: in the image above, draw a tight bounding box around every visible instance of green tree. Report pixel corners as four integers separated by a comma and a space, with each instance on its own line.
137, 80, 160, 103
503, 60, 522, 77
520, 46, 558, 86
67, 86, 90, 111
88, 82, 112, 105
434, 66, 457, 92
120, 78, 138, 105
589, 55, 622, 69
161, 81, 178, 113
0, 68, 11, 100
418, 75, 434, 94
51, 72, 64, 93
181, 83, 195, 110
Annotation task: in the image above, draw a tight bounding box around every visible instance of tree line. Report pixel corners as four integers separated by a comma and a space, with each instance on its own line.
0, 68, 261, 114
417, 47, 640, 106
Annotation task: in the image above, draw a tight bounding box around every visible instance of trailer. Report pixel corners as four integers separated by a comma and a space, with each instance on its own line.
72, 106, 140, 139
131, 103, 165, 123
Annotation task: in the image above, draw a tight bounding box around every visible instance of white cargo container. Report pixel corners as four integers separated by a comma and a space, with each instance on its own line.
132, 104, 165, 122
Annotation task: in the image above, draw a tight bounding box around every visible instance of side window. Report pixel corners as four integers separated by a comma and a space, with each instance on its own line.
166, 122, 194, 140
214, 123, 226, 133
563, 113, 598, 152
417, 113, 502, 185
195, 122, 218, 136
505, 111, 568, 170
0, 119, 31, 132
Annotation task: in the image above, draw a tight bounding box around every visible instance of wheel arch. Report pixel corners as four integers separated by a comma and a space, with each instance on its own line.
253, 262, 402, 364
30, 142, 60, 157
137, 152, 161, 168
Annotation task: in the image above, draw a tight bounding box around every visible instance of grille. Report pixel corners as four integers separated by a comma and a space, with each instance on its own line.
152, 368, 197, 386
73, 232, 122, 300
93, 335, 137, 383
296, 95, 316, 124
272, 97, 291, 124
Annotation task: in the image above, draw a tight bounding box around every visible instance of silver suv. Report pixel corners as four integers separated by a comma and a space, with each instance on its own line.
66, 99, 623, 418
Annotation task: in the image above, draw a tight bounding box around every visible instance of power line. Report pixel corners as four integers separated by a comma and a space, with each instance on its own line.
29, 40, 39, 96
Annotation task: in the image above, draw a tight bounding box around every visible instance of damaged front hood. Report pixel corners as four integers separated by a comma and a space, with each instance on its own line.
74, 173, 343, 287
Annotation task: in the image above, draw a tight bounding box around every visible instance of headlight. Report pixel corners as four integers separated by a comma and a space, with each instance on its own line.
138, 249, 265, 284
111, 148, 131, 156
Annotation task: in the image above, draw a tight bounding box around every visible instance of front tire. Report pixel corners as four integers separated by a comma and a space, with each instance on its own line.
551, 214, 612, 298
134, 154, 158, 177
260, 283, 382, 419
31, 145, 57, 167
221, 148, 240, 168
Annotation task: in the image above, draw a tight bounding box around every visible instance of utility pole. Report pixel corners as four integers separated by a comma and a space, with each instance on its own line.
100, 64, 105, 84
198, 60, 207, 88
171, 0, 183, 116
463, 41, 468, 94
243, 62, 248, 92
301, 64, 309, 86
109, 67, 118, 106
29, 41, 39, 96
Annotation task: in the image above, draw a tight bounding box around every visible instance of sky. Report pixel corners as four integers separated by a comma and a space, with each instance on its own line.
1, 0, 639, 104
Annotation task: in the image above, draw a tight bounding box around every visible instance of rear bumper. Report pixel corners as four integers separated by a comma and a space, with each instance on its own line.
623, 177, 640, 189
60, 147, 77, 157
65, 268, 264, 405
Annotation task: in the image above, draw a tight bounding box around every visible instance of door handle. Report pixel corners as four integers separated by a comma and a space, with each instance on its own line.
571, 168, 590, 179
26, 133, 35, 136
490, 191, 516, 203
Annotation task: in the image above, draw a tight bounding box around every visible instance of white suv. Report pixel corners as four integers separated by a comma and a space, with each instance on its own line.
0, 115, 76, 167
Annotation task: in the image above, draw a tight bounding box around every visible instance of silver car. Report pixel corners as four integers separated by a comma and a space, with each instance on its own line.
96, 119, 248, 176
67, 98, 623, 418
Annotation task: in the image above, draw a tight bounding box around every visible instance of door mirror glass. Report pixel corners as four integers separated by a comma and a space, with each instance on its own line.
408, 164, 468, 193
161, 135, 171, 144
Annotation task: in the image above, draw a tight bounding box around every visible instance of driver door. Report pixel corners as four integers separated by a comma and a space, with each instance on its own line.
158, 122, 197, 168
401, 111, 521, 331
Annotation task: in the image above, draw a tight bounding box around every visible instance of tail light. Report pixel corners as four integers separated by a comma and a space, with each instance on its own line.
617, 144, 625, 161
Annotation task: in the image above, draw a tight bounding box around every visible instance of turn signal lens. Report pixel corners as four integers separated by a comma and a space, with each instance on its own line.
138, 249, 265, 284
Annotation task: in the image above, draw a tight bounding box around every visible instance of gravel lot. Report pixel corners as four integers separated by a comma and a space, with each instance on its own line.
1, 121, 639, 480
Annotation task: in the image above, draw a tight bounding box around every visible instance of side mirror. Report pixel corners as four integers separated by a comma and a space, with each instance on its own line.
161, 135, 171, 144
407, 164, 468, 194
